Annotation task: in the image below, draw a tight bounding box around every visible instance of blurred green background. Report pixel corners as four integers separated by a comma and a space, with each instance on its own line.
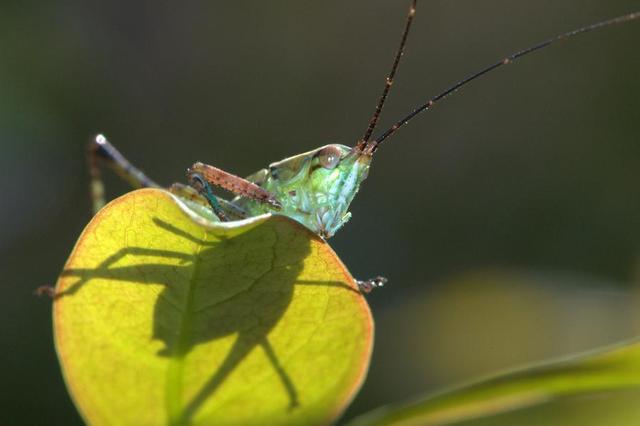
2, 0, 640, 424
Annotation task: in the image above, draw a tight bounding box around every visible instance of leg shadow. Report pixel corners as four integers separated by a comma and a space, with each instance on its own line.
59, 217, 356, 422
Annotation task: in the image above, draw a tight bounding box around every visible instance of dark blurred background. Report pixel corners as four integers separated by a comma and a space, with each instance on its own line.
2, 0, 640, 424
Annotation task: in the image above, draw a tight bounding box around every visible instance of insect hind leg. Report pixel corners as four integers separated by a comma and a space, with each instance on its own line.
88, 134, 160, 212
186, 162, 282, 222
187, 162, 282, 210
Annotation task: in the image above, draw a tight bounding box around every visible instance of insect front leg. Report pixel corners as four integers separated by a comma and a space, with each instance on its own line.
88, 134, 160, 212
186, 162, 282, 221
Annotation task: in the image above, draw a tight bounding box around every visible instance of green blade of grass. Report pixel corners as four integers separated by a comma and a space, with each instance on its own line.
349, 339, 640, 426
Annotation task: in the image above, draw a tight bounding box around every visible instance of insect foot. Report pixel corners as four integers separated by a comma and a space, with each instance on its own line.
34, 285, 56, 299
357, 276, 388, 294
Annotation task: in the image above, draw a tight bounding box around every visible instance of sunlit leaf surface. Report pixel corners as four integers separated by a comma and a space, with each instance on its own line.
349, 340, 640, 426
54, 188, 373, 425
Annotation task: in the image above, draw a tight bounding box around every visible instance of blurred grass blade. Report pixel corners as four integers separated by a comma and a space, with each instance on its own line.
349, 339, 640, 426
54, 188, 373, 425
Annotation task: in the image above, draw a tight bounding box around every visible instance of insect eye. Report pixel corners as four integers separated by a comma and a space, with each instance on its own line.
317, 146, 342, 170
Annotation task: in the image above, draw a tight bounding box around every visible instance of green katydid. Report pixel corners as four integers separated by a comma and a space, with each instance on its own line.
87, 1, 640, 293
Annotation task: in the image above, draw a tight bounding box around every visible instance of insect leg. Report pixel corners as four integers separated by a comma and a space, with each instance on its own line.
169, 183, 249, 220
34, 285, 56, 298
187, 173, 230, 222
87, 134, 160, 212
356, 276, 388, 294
187, 162, 282, 210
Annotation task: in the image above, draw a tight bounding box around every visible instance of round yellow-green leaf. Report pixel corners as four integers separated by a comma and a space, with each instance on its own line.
54, 188, 373, 425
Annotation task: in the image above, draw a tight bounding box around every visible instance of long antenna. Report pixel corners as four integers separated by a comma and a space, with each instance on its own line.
364, 11, 640, 154
358, 0, 418, 148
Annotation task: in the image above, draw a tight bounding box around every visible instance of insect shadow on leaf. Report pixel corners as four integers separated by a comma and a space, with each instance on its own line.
57, 216, 357, 422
